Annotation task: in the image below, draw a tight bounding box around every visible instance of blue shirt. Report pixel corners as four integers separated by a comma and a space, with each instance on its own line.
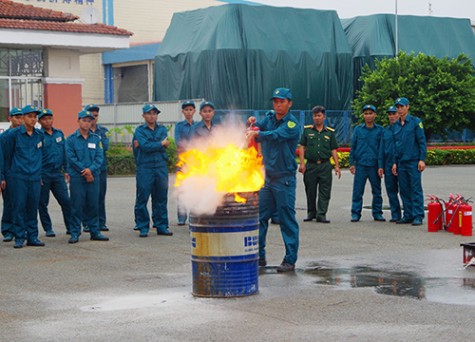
66, 130, 104, 178
191, 121, 215, 139
349, 123, 384, 167
91, 125, 109, 171
378, 125, 396, 170
391, 114, 427, 163
3, 126, 43, 181
175, 120, 194, 149
41, 127, 67, 175
133, 123, 168, 169
254, 112, 300, 178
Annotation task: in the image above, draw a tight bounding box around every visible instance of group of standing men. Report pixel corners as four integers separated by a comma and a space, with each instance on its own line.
1, 104, 110, 248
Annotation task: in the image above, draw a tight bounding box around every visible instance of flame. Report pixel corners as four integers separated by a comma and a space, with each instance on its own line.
175, 144, 264, 201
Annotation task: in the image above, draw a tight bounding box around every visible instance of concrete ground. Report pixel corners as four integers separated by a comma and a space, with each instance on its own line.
1, 165, 475, 341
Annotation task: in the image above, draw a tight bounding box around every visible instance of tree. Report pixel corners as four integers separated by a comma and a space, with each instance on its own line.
353, 52, 475, 140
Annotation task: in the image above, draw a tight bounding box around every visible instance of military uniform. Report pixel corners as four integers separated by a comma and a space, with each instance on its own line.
299, 124, 338, 221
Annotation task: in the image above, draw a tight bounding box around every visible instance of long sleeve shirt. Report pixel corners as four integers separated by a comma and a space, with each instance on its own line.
133, 123, 168, 170
390, 114, 427, 163
66, 130, 104, 178
349, 123, 384, 167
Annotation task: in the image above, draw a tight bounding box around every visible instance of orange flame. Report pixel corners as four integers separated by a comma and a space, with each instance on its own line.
175, 144, 264, 201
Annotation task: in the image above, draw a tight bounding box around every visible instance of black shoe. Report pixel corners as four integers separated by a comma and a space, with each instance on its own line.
83, 226, 90, 233
133, 227, 140, 231
139, 232, 148, 238
277, 260, 295, 273
316, 218, 330, 223
411, 218, 423, 226
351, 216, 360, 222
45, 230, 56, 237
258, 258, 267, 267
100, 226, 109, 232
13, 241, 24, 249
68, 236, 79, 244
389, 218, 400, 223
90, 234, 109, 241
396, 218, 413, 224
373, 216, 386, 222
3, 234, 13, 242
66, 231, 71, 235
303, 217, 315, 222
27, 240, 45, 247
157, 229, 173, 236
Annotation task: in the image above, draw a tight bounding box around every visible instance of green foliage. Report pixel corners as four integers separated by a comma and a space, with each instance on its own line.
353, 52, 475, 139
426, 148, 475, 165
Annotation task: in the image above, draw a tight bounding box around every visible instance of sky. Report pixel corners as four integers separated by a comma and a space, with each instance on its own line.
252, 0, 475, 22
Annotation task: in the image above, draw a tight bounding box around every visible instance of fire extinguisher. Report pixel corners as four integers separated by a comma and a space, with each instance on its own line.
460, 201, 473, 237
445, 194, 457, 232
246, 125, 261, 154
427, 195, 443, 232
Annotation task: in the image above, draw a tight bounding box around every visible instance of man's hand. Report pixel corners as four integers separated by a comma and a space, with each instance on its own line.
247, 116, 256, 126
161, 137, 170, 148
133, 139, 139, 148
64, 173, 70, 184
349, 165, 355, 175
418, 160, 426, 172
378, 168, 384, 178
298, 164, 306, 174
392, 163, 398, 176
0, 180, 5, 191
335, 167, 341, 179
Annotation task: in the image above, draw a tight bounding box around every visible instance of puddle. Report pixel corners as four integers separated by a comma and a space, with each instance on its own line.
301, 263, 475, 305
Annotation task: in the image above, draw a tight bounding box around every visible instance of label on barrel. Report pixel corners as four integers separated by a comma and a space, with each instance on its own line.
191, 230, 259, 257
464, 212, 472, 216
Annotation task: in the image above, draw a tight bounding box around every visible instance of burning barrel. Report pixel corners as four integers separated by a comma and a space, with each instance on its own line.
189, 191, 259, 297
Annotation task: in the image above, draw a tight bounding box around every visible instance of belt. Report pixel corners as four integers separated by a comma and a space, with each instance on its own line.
308, 159, 330, 165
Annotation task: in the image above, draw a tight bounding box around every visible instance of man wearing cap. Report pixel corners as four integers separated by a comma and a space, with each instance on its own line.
84, 104, 109, 232
246, 88, 300, 273
191, 101, 216, 139
391, 97, 427, 226
1, 107, 23, 242
133, 104, 172, 237
2, 105, 45, 248
378, 106, 402, 222
38, 109, 72, 237
174, 100, 195, 225
299, 105, 341, 223
349, 104, 385, 222
66, 110, 109, 244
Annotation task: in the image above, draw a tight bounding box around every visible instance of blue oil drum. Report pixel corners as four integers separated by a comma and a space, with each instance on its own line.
190, 191, 259, 297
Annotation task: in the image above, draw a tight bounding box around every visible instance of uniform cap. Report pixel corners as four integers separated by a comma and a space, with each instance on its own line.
9, 107, 22, 116
142, 103, 161, 114
362, 104, 376, 113
200, 101, 215, 110
395, 97, 409, 106
78, 110, 94, 119
38, 108, 53, 120
271, 88, 292, 100
386, 105, 397, 113
85, 104, 100, 112
181, 100, 195, 109
21, 105, 41, 115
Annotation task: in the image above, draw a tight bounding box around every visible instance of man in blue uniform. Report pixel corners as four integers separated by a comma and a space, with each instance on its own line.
246, 88, 300, 272
66, 110, 109, 244
38, 109, 72, 237
190, 101, 216, 139
133, 104, 172, 238
349, 104, 385, 222
1, 107, 23, 242
378, 106, 401, 222
175, 100, 195, 225
84, 104, 109, 232
391, 97, 427, 226
3, 105, 44, 248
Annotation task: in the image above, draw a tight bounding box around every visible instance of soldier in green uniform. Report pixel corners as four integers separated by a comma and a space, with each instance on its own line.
298, 105, 341, 223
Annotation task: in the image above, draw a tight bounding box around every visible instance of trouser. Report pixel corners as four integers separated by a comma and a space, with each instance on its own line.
69, 176, 100, 238
10, 177, 41, 243
398, 160, 424, 221
303, 162, 332, 219
177, 191, 187, 224
1, 175, 13, 237
383, 167, 401, 220
39, 172, 72, 232
351, 165, 383, 218
134, 167, 169, 233
98, 170, 107, 228
259, 174, 299, 265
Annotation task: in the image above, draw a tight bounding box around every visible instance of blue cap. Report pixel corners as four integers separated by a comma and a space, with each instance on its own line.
200, 101, 215, 110
182, 100, 195, 109
85, 104, 100, 112
38, 108, 53, 120
9, 107, 22, 116
271, 88, 292, 100
21, 105, 41, 115
395, 97, 409, 106
78, 110, 94, 119
362, 104, 376, 113
386, 106, 397, 113
142, 104, 161, 114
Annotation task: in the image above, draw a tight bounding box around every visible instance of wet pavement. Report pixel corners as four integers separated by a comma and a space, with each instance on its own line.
1, 165, 475, 341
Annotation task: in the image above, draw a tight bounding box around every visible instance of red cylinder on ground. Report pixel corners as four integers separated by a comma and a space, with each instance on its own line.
445, 201, 456, 232
427, 201, 443, 232
460, 203, 473, 237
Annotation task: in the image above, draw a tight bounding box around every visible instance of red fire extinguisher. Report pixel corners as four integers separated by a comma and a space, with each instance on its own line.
445, 195, 457, 232
427, 196, 443, 232
246, 125, 261, 154
460, 202, 473, 237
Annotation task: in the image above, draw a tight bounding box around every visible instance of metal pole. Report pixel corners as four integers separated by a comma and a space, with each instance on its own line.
395, 0, 399, 59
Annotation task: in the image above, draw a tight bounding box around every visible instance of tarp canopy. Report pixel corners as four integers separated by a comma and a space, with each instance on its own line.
341, 14, 475, 91
154, 4, 353, 110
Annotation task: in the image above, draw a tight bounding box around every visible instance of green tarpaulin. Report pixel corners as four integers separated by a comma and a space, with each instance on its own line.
341, 14, 475, 91
154, 4, 353, 110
